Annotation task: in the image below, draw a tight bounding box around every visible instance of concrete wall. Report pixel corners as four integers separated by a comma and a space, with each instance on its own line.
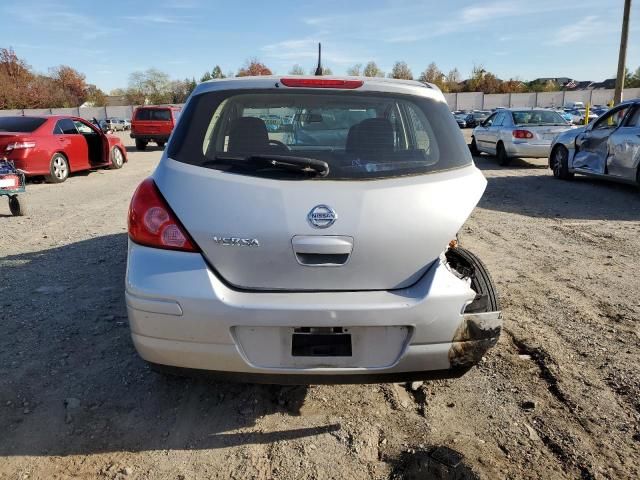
444, 87, 640, 110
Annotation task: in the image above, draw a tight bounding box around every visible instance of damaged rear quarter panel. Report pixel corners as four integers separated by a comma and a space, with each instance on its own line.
449, 311, 502, 369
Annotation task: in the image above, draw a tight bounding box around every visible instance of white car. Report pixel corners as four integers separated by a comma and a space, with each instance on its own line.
470, 108, 576, 165
125, 76, 502, 383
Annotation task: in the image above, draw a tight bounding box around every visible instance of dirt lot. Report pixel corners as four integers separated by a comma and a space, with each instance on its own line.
1, 130, 639, 480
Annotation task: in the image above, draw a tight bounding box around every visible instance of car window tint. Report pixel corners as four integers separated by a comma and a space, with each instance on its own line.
625, 107, 640, 127
135, 109, 151, 120
170, 90, 470, 180
74, 121, 95, 134
593, 106, 630, 130
0, 117, 47, 132
483, 113, 496, 127
493, 112, 504, 126
56, 119, 78, 134
151, 109, 172, 121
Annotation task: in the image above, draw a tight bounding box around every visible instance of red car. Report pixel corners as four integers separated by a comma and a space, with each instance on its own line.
0, 115, 127, 183
130, 106, 180, 151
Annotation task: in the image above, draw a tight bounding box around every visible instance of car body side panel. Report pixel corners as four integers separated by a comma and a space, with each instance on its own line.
607, 125, 640, 180
574, 128, 610, 174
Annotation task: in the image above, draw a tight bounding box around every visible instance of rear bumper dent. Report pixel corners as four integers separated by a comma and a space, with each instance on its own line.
126, 241, 502, 380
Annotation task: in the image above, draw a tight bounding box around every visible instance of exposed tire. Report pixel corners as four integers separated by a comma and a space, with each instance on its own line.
135, 139, 147, 151
46, 153, 69, 183
469, 137, 480, 156
445, 246, 500, 313
110, 146, 124, 169
550, 145, 574, 180
496, 142, 511, 166
8, 195, 27, 216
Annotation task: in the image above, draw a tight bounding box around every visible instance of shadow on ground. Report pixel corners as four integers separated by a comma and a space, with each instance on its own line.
0, 233, 338, 457
472, 155, 640, 221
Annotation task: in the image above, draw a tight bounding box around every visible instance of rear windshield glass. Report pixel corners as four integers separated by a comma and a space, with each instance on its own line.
512, 110, 567, 125
169, 90, 471, 180
0, 117, 46, 132
135, 109, 172, 121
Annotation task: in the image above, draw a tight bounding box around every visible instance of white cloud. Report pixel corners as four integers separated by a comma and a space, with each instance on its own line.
3, 2, 119, 40
544, 15, 602, 45
122, 14, 193, 24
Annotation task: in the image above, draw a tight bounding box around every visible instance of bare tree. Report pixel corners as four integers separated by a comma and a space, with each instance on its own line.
347, 63, 362, 76
289, 64, 305, 75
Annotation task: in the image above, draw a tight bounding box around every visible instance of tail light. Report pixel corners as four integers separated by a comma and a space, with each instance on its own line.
512, 130, 534, 139
128, 178, 199, 252
5, 141, 36, 151
280, 78, 363, 89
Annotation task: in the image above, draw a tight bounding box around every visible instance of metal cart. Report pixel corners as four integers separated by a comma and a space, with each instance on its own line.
0, 159, 27, 216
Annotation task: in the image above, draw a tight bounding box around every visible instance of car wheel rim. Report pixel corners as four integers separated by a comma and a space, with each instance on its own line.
53, 157, 67, 179
553, 149, 563, 175
113, 148, 123, 166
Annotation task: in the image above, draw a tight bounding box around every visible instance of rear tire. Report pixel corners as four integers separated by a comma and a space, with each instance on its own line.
445, 246, 500, 313
8, 195, 27, 216
135, 139, 147, 151
469, 137, 480, 156
46, 153, 69, 183
550, 145, 574, 180
496, 142, 511, 166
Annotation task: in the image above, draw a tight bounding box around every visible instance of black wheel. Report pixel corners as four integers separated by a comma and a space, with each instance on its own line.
156, 141, 166, 148
46, 153, 69, 183
550, 145, 574, 180
110, 146, 124, 169
8, 195, 27, 216
135, 139, 147, 151
445, 246, 500, 313
496, 142, 511, 166
469, 136, 480, 156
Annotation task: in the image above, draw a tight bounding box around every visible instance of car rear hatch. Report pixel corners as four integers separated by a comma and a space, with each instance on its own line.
133, 108, 173, 135
155, 79, 486, 291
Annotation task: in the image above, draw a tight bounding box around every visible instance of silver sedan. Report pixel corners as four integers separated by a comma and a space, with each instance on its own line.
549, 99, 640, 185
470, 109, 575, 165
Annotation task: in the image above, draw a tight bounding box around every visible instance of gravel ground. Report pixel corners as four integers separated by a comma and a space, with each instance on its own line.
1, 130, 639, 480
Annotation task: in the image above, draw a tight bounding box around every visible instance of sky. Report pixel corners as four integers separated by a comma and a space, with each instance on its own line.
1, 0, 639, 92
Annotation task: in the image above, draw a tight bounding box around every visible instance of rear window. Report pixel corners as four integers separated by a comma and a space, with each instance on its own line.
169, 90, 471, 180
0, 117, 46, 132
512, 110, 567, 125
135, 108, 173, 121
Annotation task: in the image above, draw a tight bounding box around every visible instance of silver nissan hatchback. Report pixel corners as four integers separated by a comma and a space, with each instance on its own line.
126, 76, 502, 384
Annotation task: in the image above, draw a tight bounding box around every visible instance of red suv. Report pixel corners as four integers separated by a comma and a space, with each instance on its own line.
130, 106, 181, 151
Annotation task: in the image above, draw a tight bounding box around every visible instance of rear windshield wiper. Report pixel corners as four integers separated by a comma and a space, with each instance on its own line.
201, 154, 329, 177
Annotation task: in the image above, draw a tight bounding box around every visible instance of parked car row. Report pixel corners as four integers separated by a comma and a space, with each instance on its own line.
453, 110, 491, 128
468, 102, 640, 188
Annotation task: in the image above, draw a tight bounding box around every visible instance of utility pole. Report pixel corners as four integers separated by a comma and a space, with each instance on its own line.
614, 0, 632, 104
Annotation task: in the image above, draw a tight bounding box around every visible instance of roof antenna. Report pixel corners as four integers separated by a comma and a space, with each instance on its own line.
314, 43, 323, 76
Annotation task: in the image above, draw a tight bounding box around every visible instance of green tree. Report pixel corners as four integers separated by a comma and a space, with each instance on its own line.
363, 61, 384, 77
211, 65, 225, 79
389, 61, 413, 80
200, 71, 212, 82
289, 64, 305, 75
85, 84, 107, 106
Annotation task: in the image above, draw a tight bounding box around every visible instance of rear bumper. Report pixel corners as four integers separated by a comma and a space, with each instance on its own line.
505, 141, 552, 158
130, 133, 170, 142
126, 241, 502, 382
